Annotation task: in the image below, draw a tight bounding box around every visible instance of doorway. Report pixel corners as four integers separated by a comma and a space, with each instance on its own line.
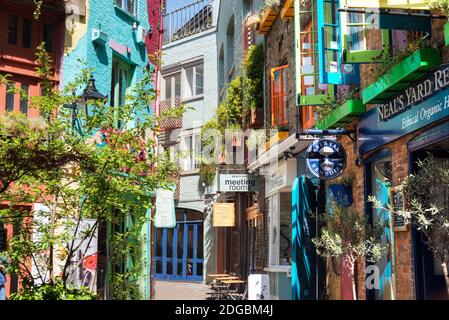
410, 135, 449, 300
153, 209, 204, 282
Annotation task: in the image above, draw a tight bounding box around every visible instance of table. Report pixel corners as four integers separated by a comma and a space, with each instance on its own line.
215, 276, 240, 281
221, 280, 245, 284
209, 274, 229, 277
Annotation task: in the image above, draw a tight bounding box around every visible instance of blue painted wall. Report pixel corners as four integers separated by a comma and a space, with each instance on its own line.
61, 0, 152, 300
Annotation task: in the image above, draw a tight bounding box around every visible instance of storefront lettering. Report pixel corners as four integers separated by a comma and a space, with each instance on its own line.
379, 66, 449, 122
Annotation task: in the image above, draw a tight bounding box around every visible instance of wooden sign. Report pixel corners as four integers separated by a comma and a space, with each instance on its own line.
213, 203, 235, 227
390, 186, 408, 232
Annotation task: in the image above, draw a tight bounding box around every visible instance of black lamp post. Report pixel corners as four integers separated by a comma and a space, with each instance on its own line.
65, 74, 106, 132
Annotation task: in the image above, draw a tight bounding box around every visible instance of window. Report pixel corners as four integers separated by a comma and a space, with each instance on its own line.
268, 193, 292, 267
271, 65, 289, 127
6, 83, 15, 112
43, 23, 54, 53
163, 72, 181, 101
115, 0, 137, 17
22, 18, 32, 48
111, 59, 131, 128
184, 65, 203, 98
8, 15, 18, 45
20, 84, 29, 115
162, 63, 204, 101
182, 133, 201, 171
366, 154, 394, 300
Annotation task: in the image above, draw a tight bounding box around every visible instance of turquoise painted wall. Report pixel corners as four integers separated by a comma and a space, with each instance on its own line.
62, 0, 152, 300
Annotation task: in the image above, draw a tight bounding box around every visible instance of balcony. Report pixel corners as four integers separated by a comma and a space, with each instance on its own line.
258, 6, 279, 34
162, 0, 216, 44
280, 0, 294, 20
316, 99, 365, 130
362, 48, 441, 104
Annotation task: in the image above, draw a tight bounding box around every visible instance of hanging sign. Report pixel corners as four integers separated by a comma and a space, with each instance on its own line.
218, 174, 260, 192
155, 189, 176, 228
306, 138, 347, 180
212, 203, 235, 227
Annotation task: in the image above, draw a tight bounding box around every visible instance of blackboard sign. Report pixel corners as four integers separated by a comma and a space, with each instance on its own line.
390, 189, 407, 231
0, 228, 6, 251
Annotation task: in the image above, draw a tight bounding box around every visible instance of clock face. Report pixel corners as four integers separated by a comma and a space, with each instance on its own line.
306, 139, 346, 180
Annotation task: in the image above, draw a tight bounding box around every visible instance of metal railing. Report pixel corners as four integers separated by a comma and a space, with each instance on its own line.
163, 0, 215, 44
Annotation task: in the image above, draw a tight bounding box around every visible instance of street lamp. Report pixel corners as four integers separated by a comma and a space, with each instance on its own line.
65, 74, 107, 133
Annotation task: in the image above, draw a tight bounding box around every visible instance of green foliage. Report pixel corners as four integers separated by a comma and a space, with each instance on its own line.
0, 43, 182, 300
428, 0, 449, 16
243, 44, 264, 114
316, 88, 360, 123
313, 203, 386, 265
217, 76, 244, 130
261, 0, 281, 11
9, 281, 96, 300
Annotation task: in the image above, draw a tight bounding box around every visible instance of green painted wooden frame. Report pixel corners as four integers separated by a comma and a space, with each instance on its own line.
343, 30, 390, 64
316, 99, 365, 130
445, 22, 449, 46
362, 47, 441, 104
298, 84, 335, 106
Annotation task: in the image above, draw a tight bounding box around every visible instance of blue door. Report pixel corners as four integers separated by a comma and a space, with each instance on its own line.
154, 209, 204, 281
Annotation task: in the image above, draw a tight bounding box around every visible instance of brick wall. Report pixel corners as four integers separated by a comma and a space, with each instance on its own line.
332, 12, 449, 300
264, 14, 297, 135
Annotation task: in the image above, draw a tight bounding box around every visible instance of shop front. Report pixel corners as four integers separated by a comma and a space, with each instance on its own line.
359, 63, 449, 300
264, 158, 297, 300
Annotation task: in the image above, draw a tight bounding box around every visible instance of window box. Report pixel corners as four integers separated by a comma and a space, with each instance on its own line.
258, 7, 279, 34
316, 99, 365, 130
280, 0, 294, 20
92, 28, 108, 46
362, 48, 441, 105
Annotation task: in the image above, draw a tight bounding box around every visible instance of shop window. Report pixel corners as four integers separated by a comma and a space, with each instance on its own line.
365, 152, 395, 300
268, 193, 292, 267
22, 18, 32, 48
8, 15, 18, 45
271, 65, 289, 127
115, 0, 137, 17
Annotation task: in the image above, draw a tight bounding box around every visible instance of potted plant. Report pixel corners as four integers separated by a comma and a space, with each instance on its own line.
313, 202, 387, 300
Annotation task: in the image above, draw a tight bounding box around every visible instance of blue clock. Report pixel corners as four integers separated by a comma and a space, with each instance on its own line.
306, 139, 347, 180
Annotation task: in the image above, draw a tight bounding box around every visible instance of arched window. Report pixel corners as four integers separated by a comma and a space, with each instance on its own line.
226, 16, 235, 81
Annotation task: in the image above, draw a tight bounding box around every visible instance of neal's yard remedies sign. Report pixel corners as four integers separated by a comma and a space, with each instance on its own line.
218, 174, 259, 192
360, 64, 449, 154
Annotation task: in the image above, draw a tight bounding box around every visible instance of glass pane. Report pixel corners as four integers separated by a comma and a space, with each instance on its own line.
20, 84, 29, 115
185, 67, 194, 98
348, 26, 364, 51
6, 83, 15, 112
155, 229, 163, 257
127, 0, 136, 15
324, 26, 338, 49
177, 226, 184, 258
323, 1, 337, 25
164, 76, 172, 100
187, 225, 193, 259
156, 260, 162, 274
22, 18, 32, 48
175, 73, 181, 98
167, 229, 173, 258
370, 156, 393, 300
325, 50, 339, 73
167, 261, 173, 275
196, 65, 204, 95
194, 134, 201, 170
43, 23, 54, 52
8, 15, 18, 45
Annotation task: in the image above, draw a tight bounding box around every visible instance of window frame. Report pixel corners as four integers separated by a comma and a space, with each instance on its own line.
115, 0, 138, 18
271, 65, 289, 127
111, 58, 132, 128
180, 129, 202, 173
317, 0, 359, 85
161, 61, 205, 102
